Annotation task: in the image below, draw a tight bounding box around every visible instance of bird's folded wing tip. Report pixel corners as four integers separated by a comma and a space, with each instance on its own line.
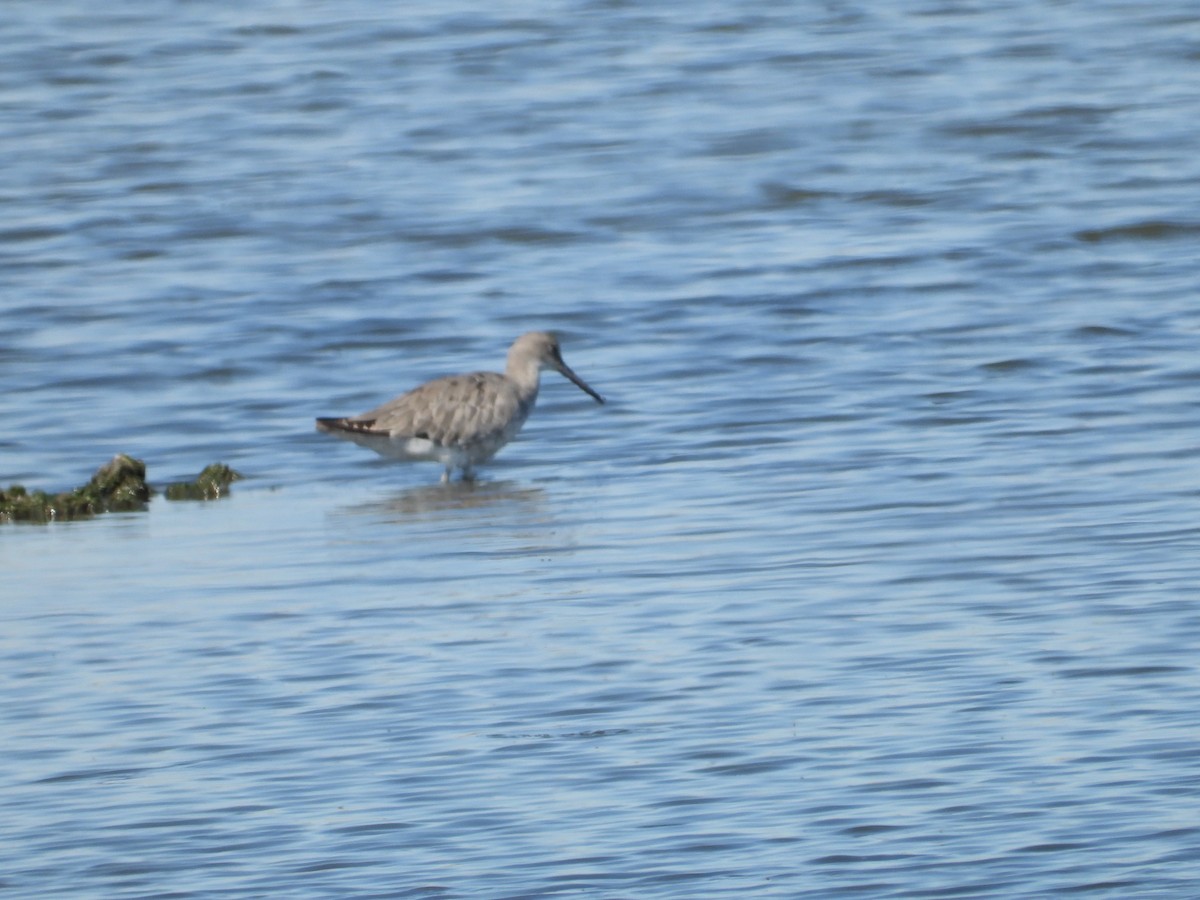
316, 417, 380, 434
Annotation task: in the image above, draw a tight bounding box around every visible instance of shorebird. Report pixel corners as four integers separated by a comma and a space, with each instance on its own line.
316, 332, 604, 482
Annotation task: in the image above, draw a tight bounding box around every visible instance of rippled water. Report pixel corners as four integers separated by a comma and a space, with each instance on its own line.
4, 2, 1200, 897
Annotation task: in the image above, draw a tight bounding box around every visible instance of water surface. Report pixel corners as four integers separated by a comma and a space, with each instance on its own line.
3, 2, 1200, 897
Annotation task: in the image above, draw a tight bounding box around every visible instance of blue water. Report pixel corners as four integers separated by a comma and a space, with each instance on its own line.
3, 2, 1200, 897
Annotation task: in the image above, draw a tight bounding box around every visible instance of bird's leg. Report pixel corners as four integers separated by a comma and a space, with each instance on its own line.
441, 466, 452, 484
460, 465, 476, 483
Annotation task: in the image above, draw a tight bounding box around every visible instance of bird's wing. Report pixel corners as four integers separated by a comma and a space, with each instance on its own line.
363, 372, 524, 447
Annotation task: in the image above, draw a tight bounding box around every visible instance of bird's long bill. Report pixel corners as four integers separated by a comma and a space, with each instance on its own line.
556, 360, 605, 404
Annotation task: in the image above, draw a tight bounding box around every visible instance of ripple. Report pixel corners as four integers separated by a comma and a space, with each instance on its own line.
1075, 220, 1200, 242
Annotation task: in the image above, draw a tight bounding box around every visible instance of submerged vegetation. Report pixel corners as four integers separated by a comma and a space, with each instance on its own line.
1, 455, 243, 523
163, 463, 243, 501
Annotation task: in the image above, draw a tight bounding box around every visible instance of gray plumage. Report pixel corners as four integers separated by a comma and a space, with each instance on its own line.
317, 332, 604, 482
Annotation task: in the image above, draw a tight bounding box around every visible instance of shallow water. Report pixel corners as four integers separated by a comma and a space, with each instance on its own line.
4, 2, 1200, 897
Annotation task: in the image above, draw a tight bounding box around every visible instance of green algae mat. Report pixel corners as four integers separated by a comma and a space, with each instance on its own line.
1, 455, 243, 523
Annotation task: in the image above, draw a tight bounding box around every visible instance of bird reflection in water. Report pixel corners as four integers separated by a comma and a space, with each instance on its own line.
341, 479, 546, 522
